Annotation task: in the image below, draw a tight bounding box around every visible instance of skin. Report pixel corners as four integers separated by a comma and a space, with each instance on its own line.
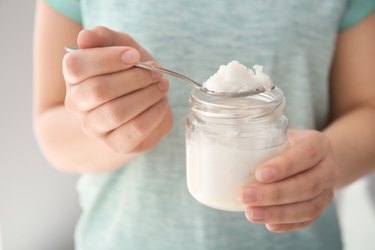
33, 0, 375, 233
241, 12, 375, 232
34, 0, 172, 173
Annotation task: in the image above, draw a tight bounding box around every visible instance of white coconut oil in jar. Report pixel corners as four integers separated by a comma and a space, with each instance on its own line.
186, 83, 288, 211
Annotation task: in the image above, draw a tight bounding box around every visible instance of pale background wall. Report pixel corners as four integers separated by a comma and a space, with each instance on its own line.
0, 1, 374, 249
0, 1, 80, 249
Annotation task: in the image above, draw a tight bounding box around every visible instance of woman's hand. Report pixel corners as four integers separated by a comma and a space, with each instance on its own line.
63, 26, 172, 154
241, 129, 340, 233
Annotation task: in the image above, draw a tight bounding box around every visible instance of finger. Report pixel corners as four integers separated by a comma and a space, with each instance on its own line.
78, 26, 142, 51
66, 65, 163, 112
103, 97, 171, 154
242, 159, 336, 206
245, 189, 333, 224
63, 46, 140, 83
83, 78, 169, 134
131, 105, 173, 153
286, 129, 304, 146
265, 220, 315, 233
255, 130, 330, 183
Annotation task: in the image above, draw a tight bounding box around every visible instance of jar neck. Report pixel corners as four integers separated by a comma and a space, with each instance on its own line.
190, 87, 286, 124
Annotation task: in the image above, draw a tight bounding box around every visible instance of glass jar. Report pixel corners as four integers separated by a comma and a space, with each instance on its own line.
186, 87, 288, 211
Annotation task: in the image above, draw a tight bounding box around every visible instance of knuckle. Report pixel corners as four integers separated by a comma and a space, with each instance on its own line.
92, 26, 118, 43
105, 121, 144, 154
132, 139, 153, 154
102, 105, 122, 127
104, 137, 127, 154
131, 144, 144, 154
281, 153, 293, 169
93, 26, 111, 34
85, 78, 108, 104
104, 131, 134, 154
139, 85, 163, 106
70, 84, 102, 112
117, 32, 136, 46
127, 119, 146, 140
305, 175, 320, 196
280, 154, 293, 176
121, 32, 132, 40
304, 142, 318, 162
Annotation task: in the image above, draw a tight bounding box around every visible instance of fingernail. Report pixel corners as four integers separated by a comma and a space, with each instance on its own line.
158, 78, 169, 91
250, 208, 266, 220
121, 50, 139, 64
242, 187, 259, 203
256, 167, 275, 182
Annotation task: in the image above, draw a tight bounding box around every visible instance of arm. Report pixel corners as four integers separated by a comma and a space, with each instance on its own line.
33, 0, 172, 173
240, 11, 375, 232
325, 10, 375, 188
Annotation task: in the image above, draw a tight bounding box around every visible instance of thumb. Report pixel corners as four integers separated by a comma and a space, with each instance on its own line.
77, 26, 151, 60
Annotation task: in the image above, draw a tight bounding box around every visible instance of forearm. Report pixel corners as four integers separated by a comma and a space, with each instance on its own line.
324, 106, 375, 189
34, 105, 136, 173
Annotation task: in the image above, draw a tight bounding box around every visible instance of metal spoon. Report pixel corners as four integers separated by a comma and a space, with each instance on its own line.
64, 46, 270, 98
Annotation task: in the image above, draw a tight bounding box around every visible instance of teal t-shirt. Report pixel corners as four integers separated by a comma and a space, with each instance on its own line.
44, 1, 375, 250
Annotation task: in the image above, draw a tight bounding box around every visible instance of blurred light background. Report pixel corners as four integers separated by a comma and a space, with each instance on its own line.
0, 1, 80, 249
0, 0, 374, 249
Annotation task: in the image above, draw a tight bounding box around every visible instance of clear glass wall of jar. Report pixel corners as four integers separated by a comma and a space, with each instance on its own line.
186, 87, 288, 211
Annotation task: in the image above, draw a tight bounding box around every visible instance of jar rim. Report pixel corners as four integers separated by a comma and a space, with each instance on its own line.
190, 86, 285, 111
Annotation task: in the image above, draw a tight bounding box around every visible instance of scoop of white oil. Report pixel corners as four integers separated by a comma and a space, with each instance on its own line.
202, 60, 273, 94
186, 60, 287, 212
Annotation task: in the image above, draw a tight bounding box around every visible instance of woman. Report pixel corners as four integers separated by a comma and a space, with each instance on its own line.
33, 0, 375, 249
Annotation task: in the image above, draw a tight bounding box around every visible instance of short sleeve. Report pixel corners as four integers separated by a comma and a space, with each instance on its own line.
339, 0, 375, 31
44, 0, 82, 24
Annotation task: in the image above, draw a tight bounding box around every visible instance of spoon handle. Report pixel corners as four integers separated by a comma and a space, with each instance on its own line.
135, 62, 200, 89
64, 46, 201, 89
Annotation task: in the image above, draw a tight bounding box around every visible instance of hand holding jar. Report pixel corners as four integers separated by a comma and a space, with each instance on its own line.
186, 61, 340, 233
241, 129, 340, 233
